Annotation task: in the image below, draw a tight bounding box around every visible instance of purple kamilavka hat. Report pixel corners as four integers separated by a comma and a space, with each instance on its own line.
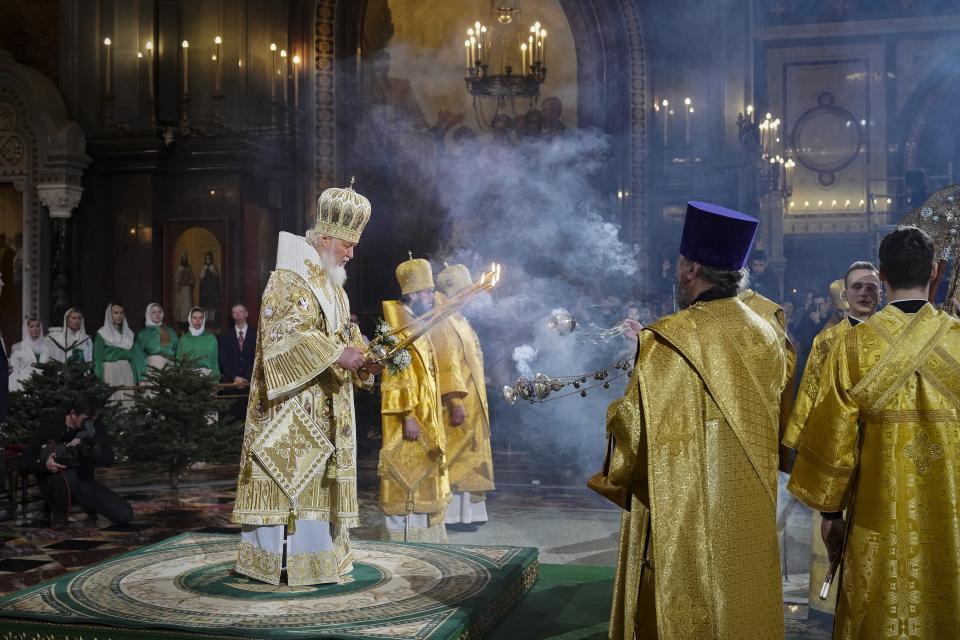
679, 201, 759, 271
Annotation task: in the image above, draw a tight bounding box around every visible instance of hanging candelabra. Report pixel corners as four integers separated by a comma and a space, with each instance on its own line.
463, 0, 548, 129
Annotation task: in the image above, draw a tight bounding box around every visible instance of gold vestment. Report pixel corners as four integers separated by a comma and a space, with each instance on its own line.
607, 297, 788, 640
379, 300, 451, 540
788, 304, 960, 639
231, 234, 366, 585
430, 294, 495, 494
782, 316, 855, 613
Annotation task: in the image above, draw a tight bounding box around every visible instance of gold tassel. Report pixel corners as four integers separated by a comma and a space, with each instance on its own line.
326, 451, 339, 479
405, 494, 415, 514
287, 508, 297, 534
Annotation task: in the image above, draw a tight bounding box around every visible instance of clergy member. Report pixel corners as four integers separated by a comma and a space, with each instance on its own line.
607, 202, 790, 639
433, 263, 494, 531
230, 182, 377, 586
788, 226, 959, 638
781, 261, 879, 618
46, 308, 92, 364
177, 306, 220, 377
132, 303, 178, 382
93, 303, 136, 404
379, 257, 451, 543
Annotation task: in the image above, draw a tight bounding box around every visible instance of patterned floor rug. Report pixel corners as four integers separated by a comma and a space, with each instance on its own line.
0, 532, 539, 640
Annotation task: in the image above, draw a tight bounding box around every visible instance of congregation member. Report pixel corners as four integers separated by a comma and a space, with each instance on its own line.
230, 183, 377, 585
782, 261, 880, 618
9, 317, 51, 391
219, 303, 255, 385
379, 257, 451, 543
606, 202, 792, 639
788, 227, 959, 638
433, 263, 495, 532
176, 307, 219, 377
132, 303, 178, 381
47, 308, 92, 364
92, 303, 136, 404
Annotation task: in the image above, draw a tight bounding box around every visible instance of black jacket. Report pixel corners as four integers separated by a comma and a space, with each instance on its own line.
21, 417, 116, 481
219, 324, 256, 383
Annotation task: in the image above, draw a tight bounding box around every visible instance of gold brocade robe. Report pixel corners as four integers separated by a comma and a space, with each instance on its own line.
788, 304, 960, 639
782, 316, 855, 614
607, 297, 788, 640
431, 296, 495, 494
379, 300, 451, 524
231, 255, 365, 532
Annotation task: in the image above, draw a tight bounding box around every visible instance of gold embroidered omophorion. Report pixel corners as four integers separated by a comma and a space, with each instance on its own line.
607, 297, 790, 639
788, 303, 960, 639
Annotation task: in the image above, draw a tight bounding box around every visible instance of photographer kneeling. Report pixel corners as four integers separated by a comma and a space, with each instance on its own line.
21, 397, 133, 529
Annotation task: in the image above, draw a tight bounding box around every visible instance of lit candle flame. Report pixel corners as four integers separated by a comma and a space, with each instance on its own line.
182, 40, 189, 48
214, 35, 222, 45
270, 43, 277, 52
103, 37, 112, 46
293, 54, 301, 64
146, 40, 153, 50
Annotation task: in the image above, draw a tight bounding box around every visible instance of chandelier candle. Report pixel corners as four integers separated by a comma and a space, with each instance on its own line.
214, 36, 222, 94
181, 40, 189, 97
103, 37, 112, 95
269, 43, 277, 99
145, 41, 154, 100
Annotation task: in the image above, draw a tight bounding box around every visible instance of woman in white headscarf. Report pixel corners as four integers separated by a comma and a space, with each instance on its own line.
9, 317, 51, 391
175, 306, 219, 377
93, 303, 136, 404
132, 302, 178, 382
46, 307, 93, 363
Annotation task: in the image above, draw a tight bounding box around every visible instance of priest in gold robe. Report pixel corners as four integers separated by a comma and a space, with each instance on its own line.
607, 202, 791, 639
432, 264, 495, 531
781, 260, 879, 617
230, 183, 379, 586
379, 258, 451, 542
788, 226, 960, 639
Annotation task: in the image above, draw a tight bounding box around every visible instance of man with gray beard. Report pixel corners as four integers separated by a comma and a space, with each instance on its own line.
606, 202, 791, 638
231, 182, 381, 586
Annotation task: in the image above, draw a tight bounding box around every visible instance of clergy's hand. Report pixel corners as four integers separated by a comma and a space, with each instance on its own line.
233, 376, 248, 385
821, 516, 846, 564
403, 417, 421, 441
621, 319, 643, 341
337, 347, 366, 373
361, 358, 384, 376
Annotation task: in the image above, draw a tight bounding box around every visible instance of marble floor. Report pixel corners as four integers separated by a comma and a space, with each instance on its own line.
0, 461, 831, 638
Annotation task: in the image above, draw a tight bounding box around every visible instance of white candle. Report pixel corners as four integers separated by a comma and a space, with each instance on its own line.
521, 43, 527, 75
540, 29, 547, 67
684, 98, 692, 145
292, 54, 301, 107
214, 36, 222, 93
528, 35, 534, 64
662, 99, 669, 146
465, 40, 471, 71
145, 41, 154, 100
280, 49, 288, 105
480, 25, 487, 66
270, 43, 277, 99
103, 37, 112, 95
181, 40, 189, 97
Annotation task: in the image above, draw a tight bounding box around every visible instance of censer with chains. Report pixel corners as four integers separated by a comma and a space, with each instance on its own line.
504, 307, 637, 404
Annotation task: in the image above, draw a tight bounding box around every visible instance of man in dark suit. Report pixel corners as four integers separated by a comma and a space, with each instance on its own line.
219, 303, 255, 419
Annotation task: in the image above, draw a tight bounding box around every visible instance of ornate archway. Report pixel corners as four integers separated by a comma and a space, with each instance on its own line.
309, 0, 648, 282
0, 49, 89, 326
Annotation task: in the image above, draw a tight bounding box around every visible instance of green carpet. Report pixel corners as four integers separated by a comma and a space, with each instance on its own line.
489, 564, 614, 640
0, 532, 538, 639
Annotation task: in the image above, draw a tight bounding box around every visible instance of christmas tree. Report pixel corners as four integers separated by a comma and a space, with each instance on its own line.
7, 361, 117, 444
116, 359, 242, 488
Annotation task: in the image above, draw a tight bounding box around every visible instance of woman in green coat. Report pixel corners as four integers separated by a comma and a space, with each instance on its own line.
176, 306, 219, 377
132, 302, 178, 383
93, 303, 136, 404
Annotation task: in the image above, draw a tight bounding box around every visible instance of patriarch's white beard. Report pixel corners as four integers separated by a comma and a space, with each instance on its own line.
318, 249, 348, 287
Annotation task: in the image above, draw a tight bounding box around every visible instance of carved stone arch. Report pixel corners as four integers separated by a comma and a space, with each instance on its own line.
0, 49, 90, 322
308, 0, 648, 282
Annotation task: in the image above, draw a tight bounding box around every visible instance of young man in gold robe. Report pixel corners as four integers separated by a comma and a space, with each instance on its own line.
607, 202, 792, 639
788, 226, 960, 639
781, 261, 880, 617
379, 258, 451, 542
230, 183, 379, 586
432, 264, 495, 531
